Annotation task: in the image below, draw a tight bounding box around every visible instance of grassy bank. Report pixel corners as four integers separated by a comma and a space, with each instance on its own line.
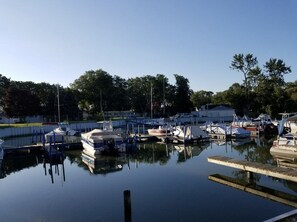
0, 123, 43, 129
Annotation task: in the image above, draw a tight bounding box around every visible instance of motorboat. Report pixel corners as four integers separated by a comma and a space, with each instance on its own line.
270, 134, 297, 158
81, 121, 126, 155
44, 131, 64, 143
230, 127, 251, 139
147, 125, 171, 137
204, 123, 250, 139
172, 125, 209, 143
270, 115, 297, 158
53, 122, 78, 136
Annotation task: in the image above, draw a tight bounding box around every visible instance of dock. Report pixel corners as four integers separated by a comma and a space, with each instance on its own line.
208, 155, 297, 183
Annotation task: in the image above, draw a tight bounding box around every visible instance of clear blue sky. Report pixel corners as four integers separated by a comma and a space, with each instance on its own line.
1, 0, 296, 93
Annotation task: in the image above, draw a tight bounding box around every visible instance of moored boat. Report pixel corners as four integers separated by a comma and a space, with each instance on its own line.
81, 121, 126, 155
147, 125, 171, 137
172, 125, 209, 143
270, 134, 297, 158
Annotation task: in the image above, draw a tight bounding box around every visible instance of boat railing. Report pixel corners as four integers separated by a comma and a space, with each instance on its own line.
276, 134, 297, 146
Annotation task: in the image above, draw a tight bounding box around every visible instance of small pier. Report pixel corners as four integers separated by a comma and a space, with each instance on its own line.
208, 155, 297, 183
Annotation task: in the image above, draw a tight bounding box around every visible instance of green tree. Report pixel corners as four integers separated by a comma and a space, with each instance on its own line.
127, 76, 154, 115
0, 74, 11, 107
3, 85, 41, 120
190, 90, 213, 110
230, 53, 259, 113
70, 69, 114, 117
172, 74, 193, 113
112, 75, 129, 111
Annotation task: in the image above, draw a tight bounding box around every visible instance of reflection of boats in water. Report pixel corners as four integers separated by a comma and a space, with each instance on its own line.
174, 144, 206, 161
81, 150, 125, 174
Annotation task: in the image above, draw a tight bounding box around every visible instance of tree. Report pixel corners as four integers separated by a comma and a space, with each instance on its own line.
112, 75, 129, 111
70, 69, 114, 117
127, 76, 154, 115
230, 54, 259, 113
0, 74, 11, 107
263, 58, 291, 87
3, 85, 41, 120
190, 90, 213, 110
172, 74, 193, 113
230, 53, 258, 90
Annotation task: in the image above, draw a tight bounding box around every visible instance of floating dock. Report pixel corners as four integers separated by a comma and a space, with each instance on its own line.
208, 155, 297, 183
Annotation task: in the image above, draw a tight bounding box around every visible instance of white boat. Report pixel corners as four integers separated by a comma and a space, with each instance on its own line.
81, 121, 126, 155
204, 123, 250, 139
44, 131, 64, 143
269, 114, 297, 157
172, 125, 209, 143
230, 127, 251, 139
53, 122, 78, 136
270, 134, 297, 158
147, 125, 171, 137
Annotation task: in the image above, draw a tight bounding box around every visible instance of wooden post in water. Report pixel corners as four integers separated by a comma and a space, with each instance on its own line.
124, 190, 132, 222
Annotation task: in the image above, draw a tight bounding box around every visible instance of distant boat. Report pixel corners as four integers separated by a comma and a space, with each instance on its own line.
81, 121, 126, 155
53, 122, 78, 136
44, 130, 64, 143
147, 125, 171, 137
172, 125, 209, 143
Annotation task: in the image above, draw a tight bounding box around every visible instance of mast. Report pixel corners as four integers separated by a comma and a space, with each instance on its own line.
163, 77, 165, 115
57, 84, 61, 123
151, 83, 153, 119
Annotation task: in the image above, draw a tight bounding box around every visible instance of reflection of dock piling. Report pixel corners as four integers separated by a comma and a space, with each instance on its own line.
208, 174, 297, 208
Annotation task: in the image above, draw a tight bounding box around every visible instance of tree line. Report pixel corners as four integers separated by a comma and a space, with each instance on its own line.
0, 53, 294, 122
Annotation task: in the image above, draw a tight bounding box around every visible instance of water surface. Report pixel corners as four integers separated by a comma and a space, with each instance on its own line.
0, 137, 295, 222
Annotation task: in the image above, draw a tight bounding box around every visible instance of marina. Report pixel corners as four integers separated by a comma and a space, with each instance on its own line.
0, 135, 296, 221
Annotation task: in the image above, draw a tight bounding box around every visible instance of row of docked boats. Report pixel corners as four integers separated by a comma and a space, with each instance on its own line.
40, 112, 297, 159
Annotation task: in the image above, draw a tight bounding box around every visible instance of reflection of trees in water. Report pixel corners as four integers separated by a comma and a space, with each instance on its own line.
1, 153, 44, 179
232, 137, 274, 164
135, 143, 171, 165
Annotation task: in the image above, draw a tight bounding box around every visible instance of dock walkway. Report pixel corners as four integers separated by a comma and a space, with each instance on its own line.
208, 155, 297, 183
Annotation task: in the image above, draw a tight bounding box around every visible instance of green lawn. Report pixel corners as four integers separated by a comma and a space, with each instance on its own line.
0, 123, 43, 129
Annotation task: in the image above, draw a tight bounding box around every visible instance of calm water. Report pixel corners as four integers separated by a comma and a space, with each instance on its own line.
0, 136, 296, 222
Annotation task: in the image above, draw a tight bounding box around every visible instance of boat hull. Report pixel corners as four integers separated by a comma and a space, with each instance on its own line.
81, 139, 126, 155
